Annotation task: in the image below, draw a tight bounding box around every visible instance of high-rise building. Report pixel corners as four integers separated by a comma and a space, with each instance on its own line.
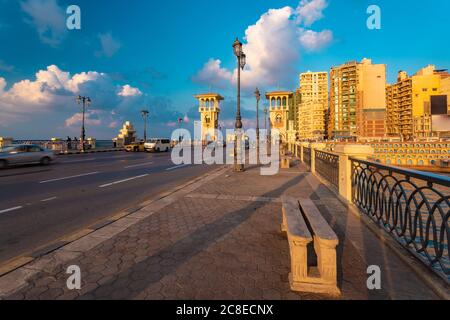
386, 65, 450, 139
329, 59, 386, 140
298, 71, 328, 140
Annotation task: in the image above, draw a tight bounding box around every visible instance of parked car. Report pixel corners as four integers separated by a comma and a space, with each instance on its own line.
125, 141, 145, 152
144, 139, 171, 152
0, 144, 56, 168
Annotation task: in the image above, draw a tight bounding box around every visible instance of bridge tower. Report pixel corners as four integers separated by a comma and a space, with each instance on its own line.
265, 91, 294, 143
195, 93, 224, 145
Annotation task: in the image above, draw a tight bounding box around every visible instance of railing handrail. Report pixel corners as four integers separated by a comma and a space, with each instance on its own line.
350, 157, 450, 187
315, 149, 340, 157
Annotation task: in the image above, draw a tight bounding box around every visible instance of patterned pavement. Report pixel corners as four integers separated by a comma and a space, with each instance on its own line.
0, 164, 440, 300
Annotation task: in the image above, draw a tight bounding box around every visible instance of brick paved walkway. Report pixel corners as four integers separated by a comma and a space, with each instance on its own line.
0, 164, 440, 300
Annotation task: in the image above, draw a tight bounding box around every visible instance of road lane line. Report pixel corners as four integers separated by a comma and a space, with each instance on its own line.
40, 197, 58, 202
166, 164, 190, 171
61, 158, 97, 164
39, 172, 99, 184
99, 174, 149, 188
0, 206, 23, 214
124, 162, 154, 169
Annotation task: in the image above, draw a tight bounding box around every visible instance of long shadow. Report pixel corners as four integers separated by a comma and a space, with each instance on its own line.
78, 173, 306, 300
310, 174, 391, 299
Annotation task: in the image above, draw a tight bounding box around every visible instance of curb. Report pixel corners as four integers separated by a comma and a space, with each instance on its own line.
0, 165, 227, 297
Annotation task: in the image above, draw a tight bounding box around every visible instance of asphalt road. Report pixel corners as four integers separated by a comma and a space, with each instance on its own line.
0, 150, 220, 264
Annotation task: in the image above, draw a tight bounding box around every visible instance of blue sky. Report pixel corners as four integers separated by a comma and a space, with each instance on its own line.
0, 0, 449, 139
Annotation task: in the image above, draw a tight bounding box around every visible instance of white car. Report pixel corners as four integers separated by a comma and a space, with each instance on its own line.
144, 139, 171, 152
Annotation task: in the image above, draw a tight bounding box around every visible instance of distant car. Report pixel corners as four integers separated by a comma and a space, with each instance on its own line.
144, 139, 171, 152
0, 144, 55, 168
125, 141, 145, 152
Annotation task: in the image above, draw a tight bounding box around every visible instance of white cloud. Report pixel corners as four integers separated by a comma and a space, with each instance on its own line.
0, 65, 186, 136
20, 0, 66, 46
0, 65, 140, 127
192, 59, 233, 89
95, 33, 122, 58
193, 0, 332, 90
299, 29, 333, 51
295, 0, 328, 27
0, 77, 6, 93
65, 109, 103, 127
118, 84, 142, 97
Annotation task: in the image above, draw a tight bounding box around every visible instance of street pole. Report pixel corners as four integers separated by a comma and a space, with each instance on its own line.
255, 88, 260, 164
233, 38, 246, 172
77, 96, 91, 152
141, 110, 149, 142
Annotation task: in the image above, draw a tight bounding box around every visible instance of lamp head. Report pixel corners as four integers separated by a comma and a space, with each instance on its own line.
232, 38, 242, 57
240, 52, 246, 70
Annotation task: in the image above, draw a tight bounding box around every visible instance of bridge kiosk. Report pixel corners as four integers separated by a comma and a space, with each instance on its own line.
265, 91, 294, 145
195, 93, 223, 145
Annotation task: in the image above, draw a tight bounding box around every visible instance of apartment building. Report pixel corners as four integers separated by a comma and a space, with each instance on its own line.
298, 71, 328, 140
329, 59, 386, 140
386, 65, 450, 140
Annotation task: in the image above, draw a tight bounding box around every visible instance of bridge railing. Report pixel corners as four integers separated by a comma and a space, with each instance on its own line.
291, 141, 450, 283
351, 158, 449, 282
315, 150, 339, 189
303, 147, 311, 168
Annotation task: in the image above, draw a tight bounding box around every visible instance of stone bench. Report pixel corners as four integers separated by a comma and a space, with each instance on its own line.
281, 196, 340, 295
280, 155, 295, 169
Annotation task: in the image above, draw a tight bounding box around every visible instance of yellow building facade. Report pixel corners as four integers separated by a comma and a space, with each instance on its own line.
298, 71, 328, 140
386, 65, 450, 140
195, 93, 223, 144
329, 59, 386, 140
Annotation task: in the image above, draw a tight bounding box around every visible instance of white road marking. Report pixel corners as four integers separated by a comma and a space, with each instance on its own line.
0, 206, 23, 214
166, 164, 190, 171
61, 158, 97, 164
99, 174, 149, 188
39, 172, 99, 184
124, 162, 154, 169
41, 197, 58, 202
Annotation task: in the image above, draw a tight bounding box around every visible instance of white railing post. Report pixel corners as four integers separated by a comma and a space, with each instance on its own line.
334, 145, 374, 202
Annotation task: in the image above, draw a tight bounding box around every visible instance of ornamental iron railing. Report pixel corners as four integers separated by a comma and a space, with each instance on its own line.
315, 150, 339, 189
351, 158, 450, 283
303, 147, 311, 168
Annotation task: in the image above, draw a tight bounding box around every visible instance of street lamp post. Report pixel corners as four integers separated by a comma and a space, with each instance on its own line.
263, 105, 268, 142
76, 95, 91, 152
141, 110, 149, 142
255, 88, 261, 164
232, 38, 246, 172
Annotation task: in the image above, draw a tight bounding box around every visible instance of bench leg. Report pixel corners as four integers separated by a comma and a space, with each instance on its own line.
314, 237, 340, 295
288, 239, 310, 284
